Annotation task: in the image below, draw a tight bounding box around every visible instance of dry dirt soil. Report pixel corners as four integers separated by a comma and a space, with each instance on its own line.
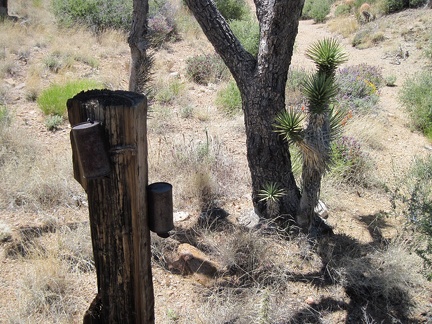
1, 4, 432, 324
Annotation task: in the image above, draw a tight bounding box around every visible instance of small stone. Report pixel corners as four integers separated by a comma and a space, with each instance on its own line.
238, 209, 259, 228
305, 296, 315, 305
314, 200, 328, 219
173, 211, 189, 222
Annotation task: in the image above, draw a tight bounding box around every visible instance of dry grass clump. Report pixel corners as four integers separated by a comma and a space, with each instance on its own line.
327, 16, 360, 38
4, 223, 95, 323
0, 119, 83, 212
152, 216, 430, 323
318, 234, 427, 322
148, 130, 236, 212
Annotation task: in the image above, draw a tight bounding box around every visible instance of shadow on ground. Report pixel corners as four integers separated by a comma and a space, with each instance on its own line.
286, 211, 420, 323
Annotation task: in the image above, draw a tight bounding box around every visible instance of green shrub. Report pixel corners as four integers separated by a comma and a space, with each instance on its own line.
154, 78, 185, 104
335, 64, 384, 113
330, 135, 371, 186
302, 0, 332, 23
0, 105, 10, 130
391, 156, 432, 278
424, 33, 432, 63
335, 3, 352, 17
148, 1, 180, 47
45, 115, 64, 131
37, 80, 104, 116
381, 0, 405, 13
287, 67, 309, 92
399, 72, 432, 139
216, 79, 242, 116
409, 0, 428, 7
214, 0, 248, 21
229, 18, 259, 57
286, 67, 309, 106
186, 53, 229, 85
384, 74, 397, 87
352, 26, 386, 49
51, 0, 133, 31
180, 105, 194, 119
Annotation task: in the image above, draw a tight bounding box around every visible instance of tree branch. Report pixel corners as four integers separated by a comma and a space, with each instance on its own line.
184, 0, 256, 84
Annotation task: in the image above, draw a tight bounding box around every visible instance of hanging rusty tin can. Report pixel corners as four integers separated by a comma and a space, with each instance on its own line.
72, 121, 111, 179
148, 182, 174, 238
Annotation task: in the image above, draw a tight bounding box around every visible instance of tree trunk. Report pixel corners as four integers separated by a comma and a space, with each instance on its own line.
128, 0, 150, 93
184, 0, 304, 219
0, 0, 7, 16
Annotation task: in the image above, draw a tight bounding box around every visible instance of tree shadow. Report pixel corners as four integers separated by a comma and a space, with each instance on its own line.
280, 211, 420, 323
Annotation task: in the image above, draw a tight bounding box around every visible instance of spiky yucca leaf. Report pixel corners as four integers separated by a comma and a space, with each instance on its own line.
273, 108, 305, 145
302, 74, 338, 113
305, 38, 348, 76
258, 182, 286, 203
329, 107, 346, 141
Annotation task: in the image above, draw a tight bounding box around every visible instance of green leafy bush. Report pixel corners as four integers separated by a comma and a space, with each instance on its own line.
214, 0, 248, 21
330, 135, 370, 185
391, 156, 432, 278
381, 0, 405, 13
352, 26, 386, 49
148, 1, 180, 47
51, 0, 133, 31
286, 67, 309, 106
302, 0, 332, 23
229, 18, 259, 56
154, 78, 185, 104
335, 64, 384, 113
399, 72, 432, 139
216, 79, 242, 116
384, 74, 397, 87
287, 67, 309, 92
52, 0, 179, 46
186, 53, 229, 85
0, 105, 10, 130
409, 0, 428, 7
45, 115, 64, 131
335, 3, 352, 16
37, 80, 104, 116
424, 33, 432, 63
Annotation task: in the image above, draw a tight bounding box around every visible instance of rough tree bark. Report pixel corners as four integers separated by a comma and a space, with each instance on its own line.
0, 0, 8, 17
184, 0, 304, 219
128, 0, 150, 93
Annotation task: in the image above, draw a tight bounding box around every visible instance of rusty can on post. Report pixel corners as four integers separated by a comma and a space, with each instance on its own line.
147, 182, 174, 238
72, 121, 111, 179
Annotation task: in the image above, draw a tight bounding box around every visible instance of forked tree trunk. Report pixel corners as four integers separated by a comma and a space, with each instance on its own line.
184, 0, 304, 219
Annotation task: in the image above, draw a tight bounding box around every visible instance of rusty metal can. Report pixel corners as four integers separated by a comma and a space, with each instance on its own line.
147, 182, 174, 238
72, 121, 111, 179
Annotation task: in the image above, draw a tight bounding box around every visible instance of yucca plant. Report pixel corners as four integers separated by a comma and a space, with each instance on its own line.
275, 38, 347, 232
258, 182, 286, 219
305, 38, 348, 77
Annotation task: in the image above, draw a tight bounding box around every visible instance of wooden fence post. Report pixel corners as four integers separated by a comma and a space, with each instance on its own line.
67, 90, 154, 324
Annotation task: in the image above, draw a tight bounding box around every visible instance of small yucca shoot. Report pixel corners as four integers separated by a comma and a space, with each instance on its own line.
258, 182, 286, 218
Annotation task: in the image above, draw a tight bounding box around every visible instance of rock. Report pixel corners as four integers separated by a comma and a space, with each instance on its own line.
305, 296, 316, 305
238, 209, 260, 229
169, 72, 179, 79
168, 243, 222, 277
314, 200, 328, 219
173, 211, 189, 222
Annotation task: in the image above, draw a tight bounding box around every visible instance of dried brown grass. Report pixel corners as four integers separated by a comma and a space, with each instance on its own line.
4, 223, 95, 323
